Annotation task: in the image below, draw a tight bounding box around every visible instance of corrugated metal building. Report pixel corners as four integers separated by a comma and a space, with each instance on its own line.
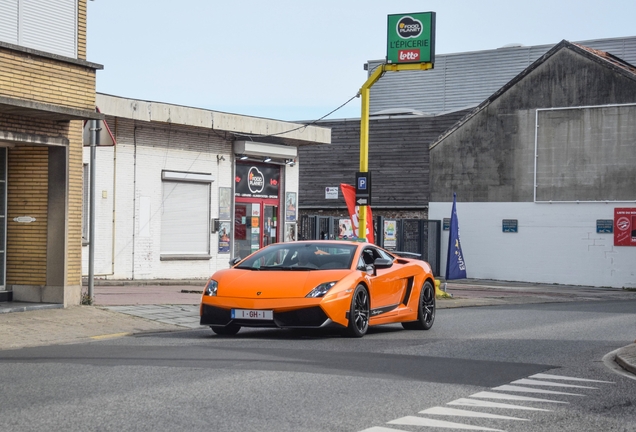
366, 36, 636, 115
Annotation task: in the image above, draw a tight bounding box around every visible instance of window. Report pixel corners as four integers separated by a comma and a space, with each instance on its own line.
0, 0, 77, 58
160, 171, 213, 257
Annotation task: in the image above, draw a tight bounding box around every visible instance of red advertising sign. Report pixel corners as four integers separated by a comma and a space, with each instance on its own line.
614, 207, 636, 246
340, 183, 374, 243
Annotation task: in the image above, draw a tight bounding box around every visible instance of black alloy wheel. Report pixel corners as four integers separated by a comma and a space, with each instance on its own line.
345, 285, 369, 337
402, 280, 436, 330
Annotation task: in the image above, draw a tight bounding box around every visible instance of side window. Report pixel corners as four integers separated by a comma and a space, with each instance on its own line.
377, 249, 394, 261
357, 255, 366, 270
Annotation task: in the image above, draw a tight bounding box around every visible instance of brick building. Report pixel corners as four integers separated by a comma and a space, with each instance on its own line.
0, 0, 102, 305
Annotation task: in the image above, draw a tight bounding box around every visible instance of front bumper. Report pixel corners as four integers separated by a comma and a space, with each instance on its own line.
200, 304, 344, 329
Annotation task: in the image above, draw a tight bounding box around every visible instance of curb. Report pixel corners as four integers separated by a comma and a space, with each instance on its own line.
0, 303, 64, 314
615, 343, 636, 375
83, 279, 206, 287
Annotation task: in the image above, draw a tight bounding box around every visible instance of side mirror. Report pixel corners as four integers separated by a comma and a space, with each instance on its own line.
374, 258, 393, 269
365, 264, 376, 276
229, 257, 241, 267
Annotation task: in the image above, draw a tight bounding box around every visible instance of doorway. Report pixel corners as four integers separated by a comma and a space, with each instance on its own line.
234, 200, 279, 259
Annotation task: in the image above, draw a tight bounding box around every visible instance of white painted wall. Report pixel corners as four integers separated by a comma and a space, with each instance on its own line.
82, 146, 114, 276
429, 202, 636, 288
83, 141, 234, 280
83, 138, 301, 281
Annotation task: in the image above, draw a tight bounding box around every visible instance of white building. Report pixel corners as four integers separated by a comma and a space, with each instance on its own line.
82, 94, 330, 281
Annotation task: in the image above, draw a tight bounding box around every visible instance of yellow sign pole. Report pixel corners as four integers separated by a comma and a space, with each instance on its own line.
357, 62, 433, 240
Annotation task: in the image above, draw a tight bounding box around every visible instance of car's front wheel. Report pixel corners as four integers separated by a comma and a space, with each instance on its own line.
402, 280, 435, 330
345, 285, 369, 338
211, 324, 241, 335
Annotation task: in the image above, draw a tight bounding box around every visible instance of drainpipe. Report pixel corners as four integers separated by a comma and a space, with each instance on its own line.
132, 124, 137, 280
88, 119, 101, 299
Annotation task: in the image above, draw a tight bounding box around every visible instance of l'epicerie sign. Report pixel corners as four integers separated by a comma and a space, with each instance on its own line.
386, 12, 435, 64
614, 207, 636, 246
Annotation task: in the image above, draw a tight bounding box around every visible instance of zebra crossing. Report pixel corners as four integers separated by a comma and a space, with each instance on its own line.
359, 372, 614, 432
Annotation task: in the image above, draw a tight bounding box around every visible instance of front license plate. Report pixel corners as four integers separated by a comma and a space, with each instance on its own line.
231, 309, 273, 320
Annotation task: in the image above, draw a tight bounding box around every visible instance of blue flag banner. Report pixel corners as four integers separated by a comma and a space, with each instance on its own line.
445, 193, 467, 280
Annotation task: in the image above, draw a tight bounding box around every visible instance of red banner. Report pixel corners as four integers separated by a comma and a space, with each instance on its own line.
614, 207, 636, 247
340, 183, 374, 243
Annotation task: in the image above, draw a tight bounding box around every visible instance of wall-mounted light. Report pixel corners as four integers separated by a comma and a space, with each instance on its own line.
216, 154, 225, 162
237, 154, 248, 160
285, 159, 296, 167
263, 157, 272, 163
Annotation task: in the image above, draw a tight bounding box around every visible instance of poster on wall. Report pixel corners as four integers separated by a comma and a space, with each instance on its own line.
383, 220, 397, 250
218, 221, 231, 253
219, 187, 231, 221
614, 207, 636, 246
338, 219, 354, 239
285, 223, 297, 242
285, 192, 297, 221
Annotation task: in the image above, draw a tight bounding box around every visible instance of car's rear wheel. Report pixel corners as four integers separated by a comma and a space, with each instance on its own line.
345, 285, 369, 338
402, 280, 435, 330
210, 324, 241, 335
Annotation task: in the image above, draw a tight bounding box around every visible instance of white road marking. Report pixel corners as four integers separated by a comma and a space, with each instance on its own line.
362, 373, 607, 432
492, 385, 584, 396
511, 378, 597, 389
447, 398, 552, 411
388, 416, 505, 431
529, 373, 614, 384
358, 427, 411, 432
470, 391, 569, 403
420, 406, 528, 421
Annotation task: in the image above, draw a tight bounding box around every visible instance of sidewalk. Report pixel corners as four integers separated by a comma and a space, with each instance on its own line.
0, 279, 634, 378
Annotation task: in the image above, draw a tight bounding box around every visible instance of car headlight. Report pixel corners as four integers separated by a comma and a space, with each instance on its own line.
306, 281, 337, 298
204, 279, 218, 296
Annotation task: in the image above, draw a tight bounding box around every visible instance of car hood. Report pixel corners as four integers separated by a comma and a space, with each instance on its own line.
215, 269, 350, 299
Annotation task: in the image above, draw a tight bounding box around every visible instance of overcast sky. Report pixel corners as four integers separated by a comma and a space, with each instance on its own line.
87, 0, 636, 122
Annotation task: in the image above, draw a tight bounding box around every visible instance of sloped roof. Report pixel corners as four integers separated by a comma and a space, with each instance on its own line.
430, 40, 636, 150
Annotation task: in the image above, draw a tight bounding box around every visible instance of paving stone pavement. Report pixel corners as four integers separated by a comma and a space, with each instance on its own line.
105, 304, 203, 329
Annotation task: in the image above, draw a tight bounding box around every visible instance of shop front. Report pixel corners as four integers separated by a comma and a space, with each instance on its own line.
234, 162, 282, 259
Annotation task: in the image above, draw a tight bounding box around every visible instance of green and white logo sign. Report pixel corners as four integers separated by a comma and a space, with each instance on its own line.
387, 12, 435, 64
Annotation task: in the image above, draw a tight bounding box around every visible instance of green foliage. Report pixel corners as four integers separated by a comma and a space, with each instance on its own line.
80, 291, 94, 306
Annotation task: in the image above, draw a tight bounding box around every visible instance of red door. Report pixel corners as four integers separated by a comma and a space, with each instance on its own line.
234, 199, 279, 259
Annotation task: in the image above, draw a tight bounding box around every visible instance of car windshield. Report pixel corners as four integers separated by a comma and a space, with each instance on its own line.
235, 243, 357, 271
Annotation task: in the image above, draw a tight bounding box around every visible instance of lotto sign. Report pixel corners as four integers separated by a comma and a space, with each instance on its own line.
614, 208, 636, 246
387, 12, 435, 64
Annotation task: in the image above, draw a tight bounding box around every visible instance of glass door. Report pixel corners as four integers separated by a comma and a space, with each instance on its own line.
263, 205, 278, 247
234, 201, 279, 259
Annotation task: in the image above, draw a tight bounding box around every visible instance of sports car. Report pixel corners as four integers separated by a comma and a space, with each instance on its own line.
200, 240, 436, 338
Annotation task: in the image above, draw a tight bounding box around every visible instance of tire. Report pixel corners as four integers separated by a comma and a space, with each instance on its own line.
345, 285, 369, 338
210, 324, 241, 335
402, 280, 436, 330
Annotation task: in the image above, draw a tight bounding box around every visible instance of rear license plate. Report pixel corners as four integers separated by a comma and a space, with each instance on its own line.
231, 309, 273, 320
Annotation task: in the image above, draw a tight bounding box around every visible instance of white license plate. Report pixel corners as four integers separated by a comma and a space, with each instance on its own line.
231, 309, 273, 320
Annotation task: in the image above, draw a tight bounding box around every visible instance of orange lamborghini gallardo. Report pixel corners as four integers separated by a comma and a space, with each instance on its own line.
200, 241, 436, 338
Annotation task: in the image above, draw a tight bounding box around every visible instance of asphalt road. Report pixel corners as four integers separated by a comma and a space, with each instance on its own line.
0, 298, 634, 432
